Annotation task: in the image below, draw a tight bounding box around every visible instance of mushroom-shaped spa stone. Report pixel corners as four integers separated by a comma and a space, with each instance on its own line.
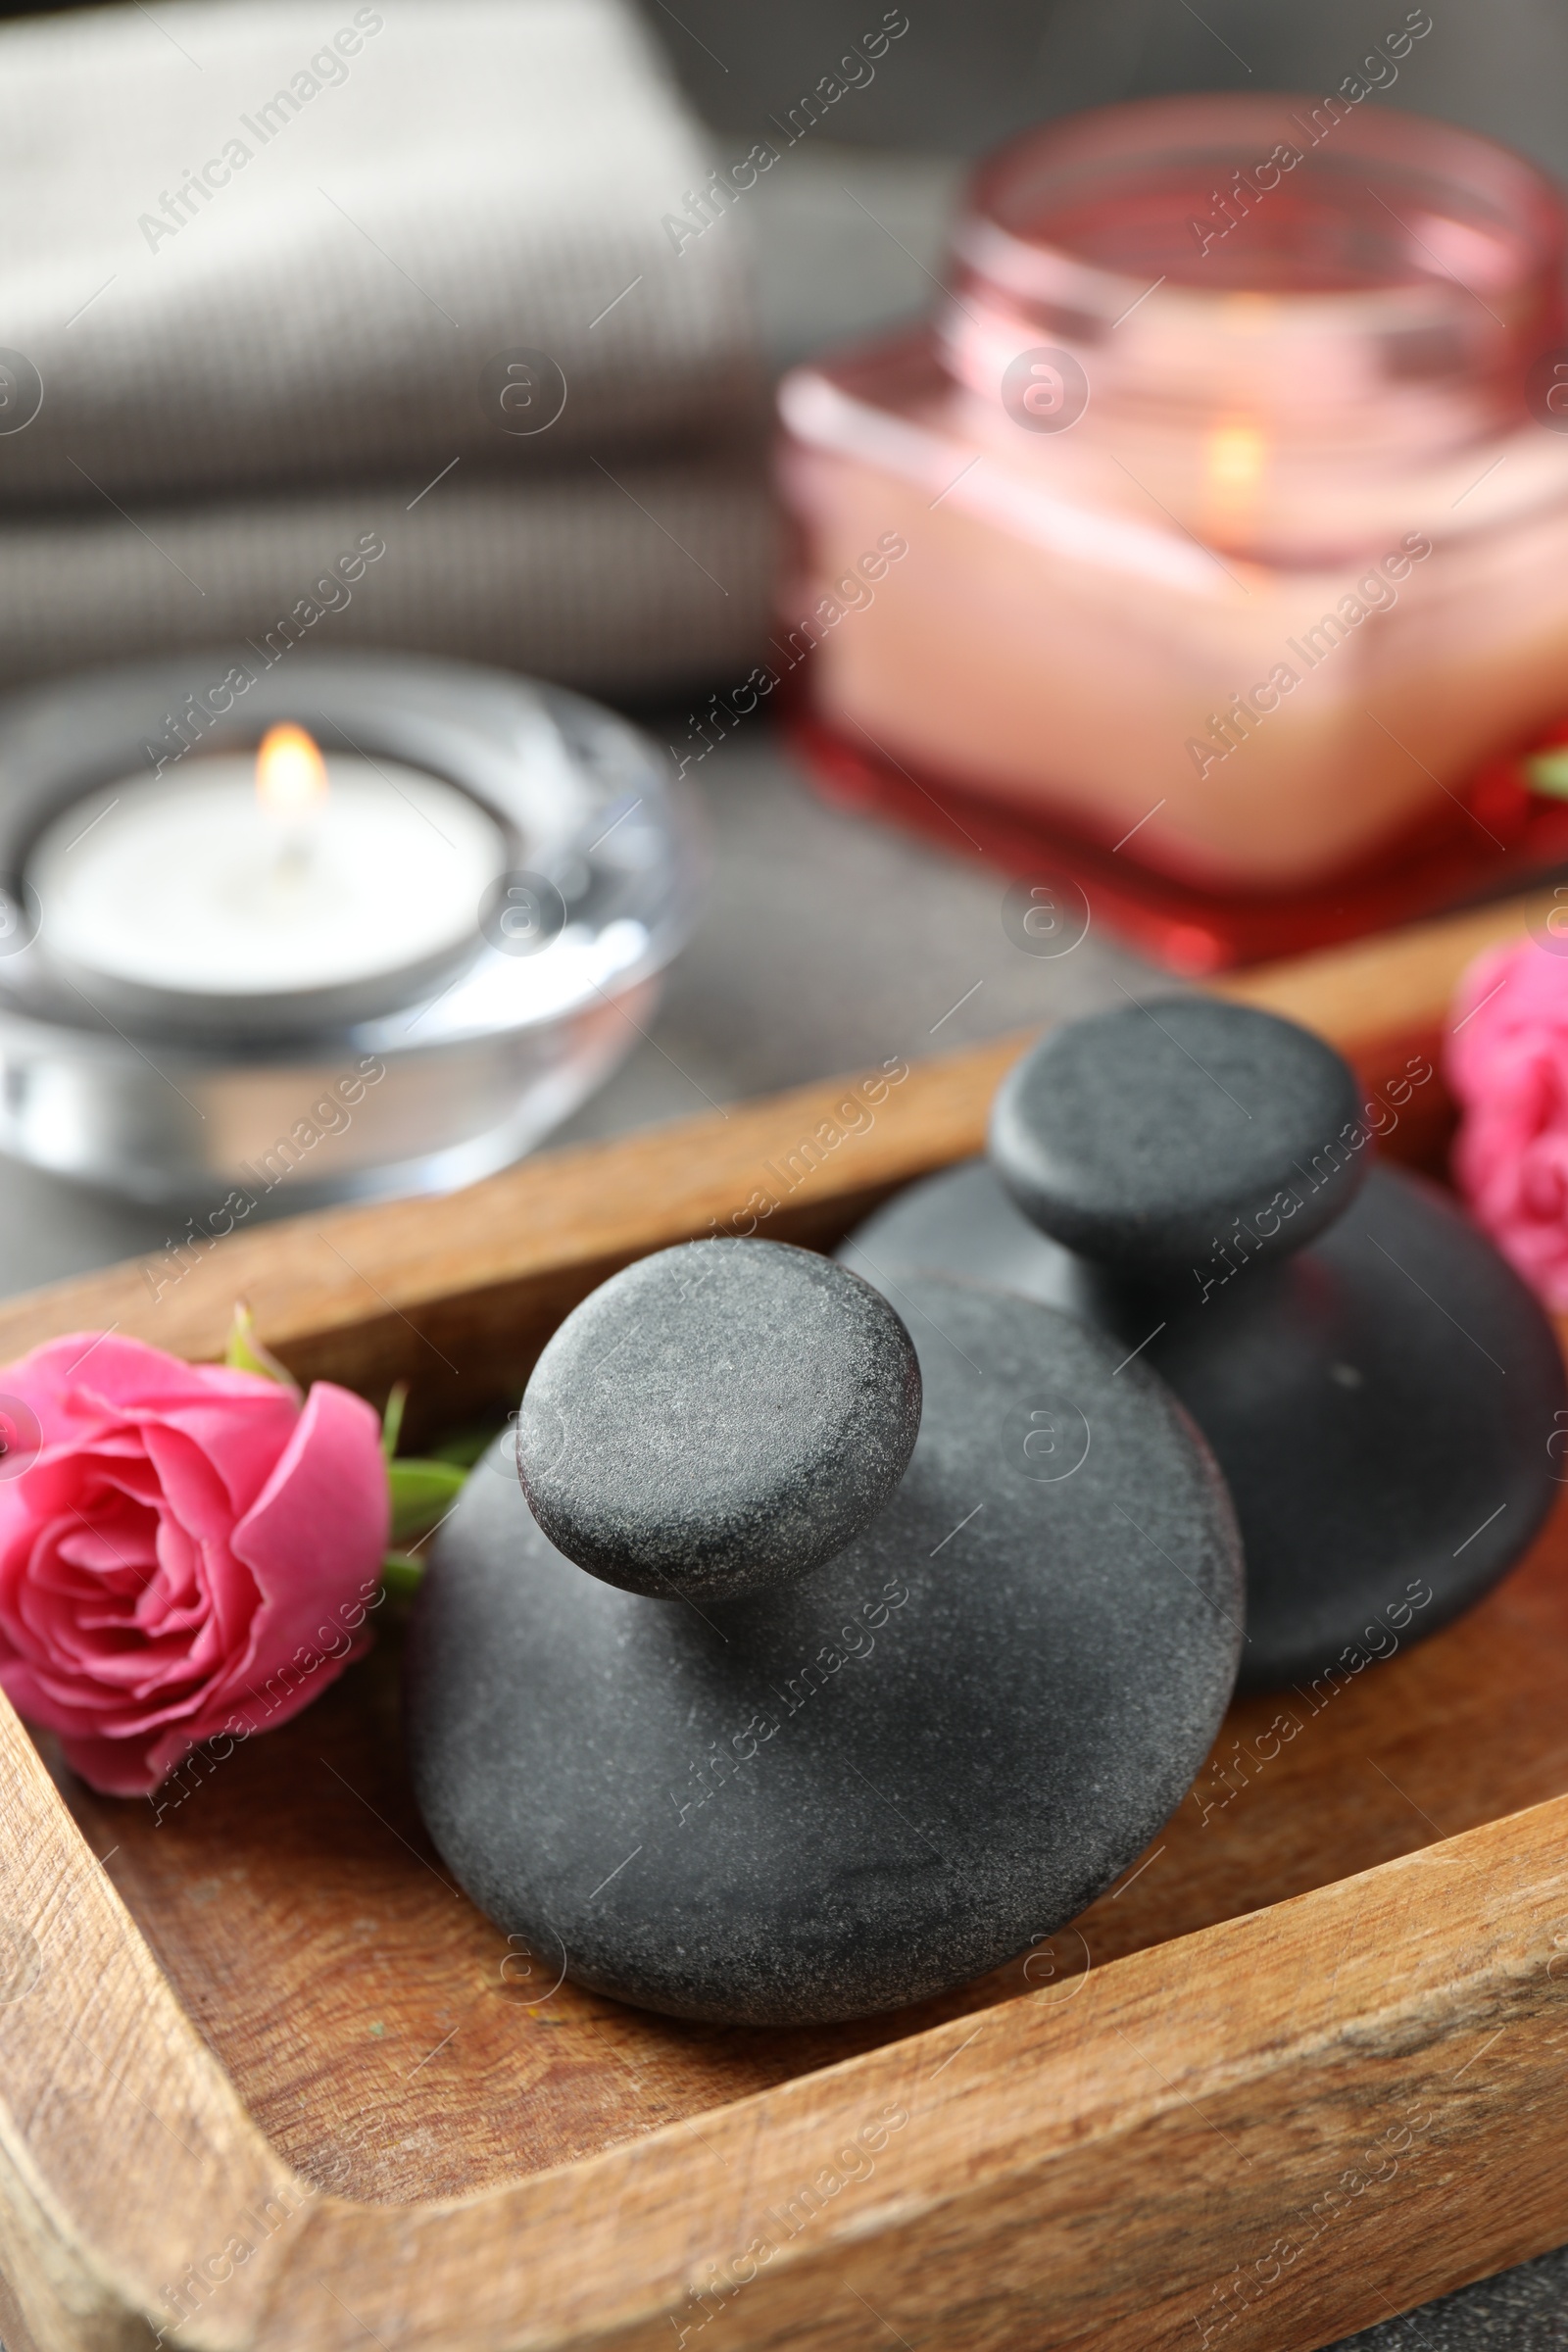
840, 1001, 1568, 1693
406, 1257, 1244, 2027
515, 1241, 922, 1602
990, 997, 1364, 1279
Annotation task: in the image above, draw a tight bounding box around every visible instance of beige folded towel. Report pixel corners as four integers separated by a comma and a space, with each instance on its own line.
0, 0, 760, 504
0, 0, 776, 695
0, 452, 775, 697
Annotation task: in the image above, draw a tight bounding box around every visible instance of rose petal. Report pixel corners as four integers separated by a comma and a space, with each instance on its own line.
0, 1334, 393, 1793
1448, 937, 1568, 1308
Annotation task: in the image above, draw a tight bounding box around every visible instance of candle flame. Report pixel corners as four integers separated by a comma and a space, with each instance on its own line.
1204, 420, 1265, 494
1200, 417, 1267, 549
256, 723, 328, 819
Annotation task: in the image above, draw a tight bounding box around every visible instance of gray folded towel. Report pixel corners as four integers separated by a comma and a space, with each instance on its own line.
0, 0, 759, 501
0, 453, 774, 698
0, 0, 774, 693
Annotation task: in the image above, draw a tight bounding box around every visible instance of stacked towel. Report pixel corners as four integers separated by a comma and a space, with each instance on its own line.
0, 0, 774, 697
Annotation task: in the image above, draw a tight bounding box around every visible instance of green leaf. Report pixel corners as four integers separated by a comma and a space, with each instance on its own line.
381, 1380, 409, 1463
1526, 747, 1568, 801
224, 1302, 302, 1396
380, 1550, 426, 1598
386, 1457, 468, 1544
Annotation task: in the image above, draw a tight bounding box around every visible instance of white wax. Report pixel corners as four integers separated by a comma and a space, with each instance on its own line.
28, 757, 507, 1000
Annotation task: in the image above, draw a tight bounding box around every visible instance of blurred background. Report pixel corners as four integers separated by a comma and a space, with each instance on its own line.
4, 0, 1568, 1305
0, 1, 1556, 1178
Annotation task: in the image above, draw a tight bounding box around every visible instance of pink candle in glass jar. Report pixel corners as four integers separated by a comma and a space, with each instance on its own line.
777, 91, 1568, 969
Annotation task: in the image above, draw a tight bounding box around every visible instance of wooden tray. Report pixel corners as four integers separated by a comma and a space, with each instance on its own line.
2, 891, 1567, 2352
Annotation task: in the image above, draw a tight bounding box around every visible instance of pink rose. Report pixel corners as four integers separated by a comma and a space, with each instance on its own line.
0, 1334, 389, 1796
1448, 935, 1568, 1309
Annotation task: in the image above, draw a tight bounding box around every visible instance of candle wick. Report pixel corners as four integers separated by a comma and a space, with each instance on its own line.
273, 831, 314, 883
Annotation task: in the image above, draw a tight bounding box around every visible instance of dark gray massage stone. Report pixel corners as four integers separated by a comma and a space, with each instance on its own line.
842, 1004, 1568, 1693
516, 1241, 921, 1601
406, 1272, 1244, 2027
991, 998, 1364, 1279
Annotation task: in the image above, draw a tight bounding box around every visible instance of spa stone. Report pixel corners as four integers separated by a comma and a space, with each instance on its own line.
407, 1269, 1244, 2028
516, 1241, 922, 1602
842, 1004, 1568, 1692
990, 998, 1364, 1279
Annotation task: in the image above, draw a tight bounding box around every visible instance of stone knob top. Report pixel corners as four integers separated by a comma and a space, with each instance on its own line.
990, 1000, 1365, 1283
515, 1239, 922, 1602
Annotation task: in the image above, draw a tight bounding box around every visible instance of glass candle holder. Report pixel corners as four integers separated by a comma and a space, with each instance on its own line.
777, 92, 1568, 970
0, 653, 704, 1206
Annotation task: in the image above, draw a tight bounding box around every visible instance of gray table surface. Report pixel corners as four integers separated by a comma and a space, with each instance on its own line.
0, 120, 1558, 2350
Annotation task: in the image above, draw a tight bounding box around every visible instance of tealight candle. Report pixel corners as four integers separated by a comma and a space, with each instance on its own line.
0, 649, 703, 1206
28, 723, 507, 1037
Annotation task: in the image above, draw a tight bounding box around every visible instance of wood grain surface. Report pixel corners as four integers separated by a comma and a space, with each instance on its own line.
8, 1686, 1568, 2352
0, 882, 1562, 2351
40, 1471, 1568, 2215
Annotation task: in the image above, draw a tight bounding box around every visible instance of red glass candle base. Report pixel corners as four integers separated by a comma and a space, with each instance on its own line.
788, 704, 1568, 976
